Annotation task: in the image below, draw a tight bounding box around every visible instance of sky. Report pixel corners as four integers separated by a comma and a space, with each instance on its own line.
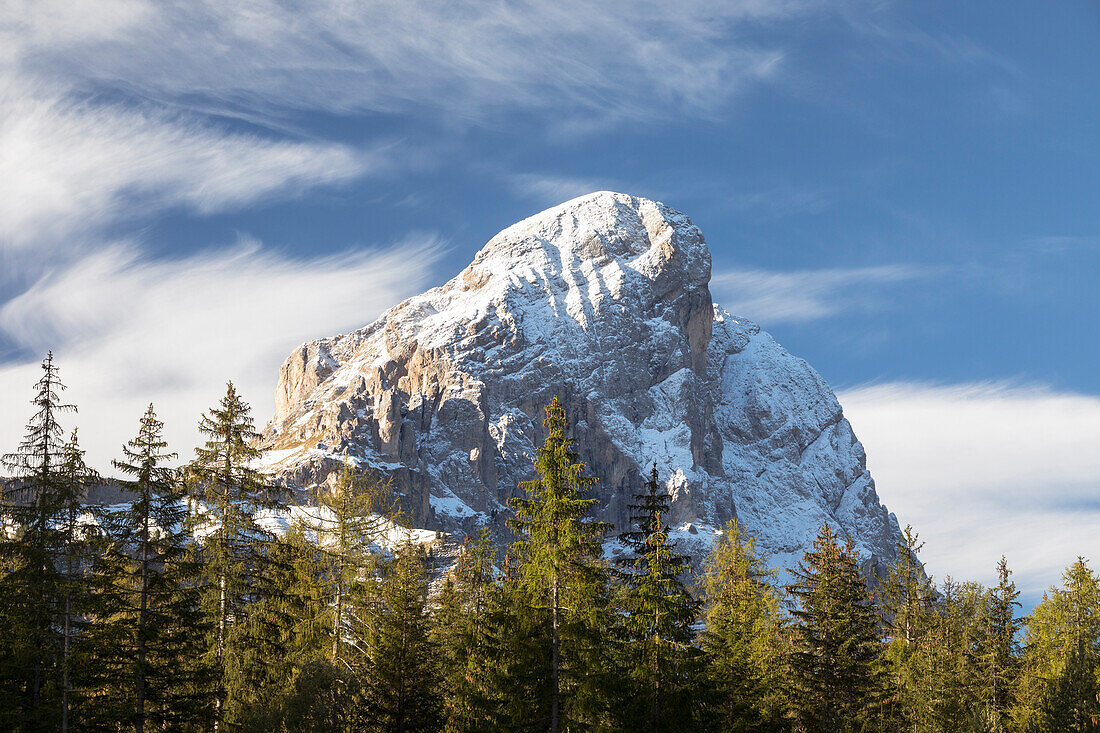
1, 0, 1098, 604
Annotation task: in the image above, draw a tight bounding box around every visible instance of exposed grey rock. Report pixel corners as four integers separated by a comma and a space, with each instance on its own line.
259, 192, 902, 573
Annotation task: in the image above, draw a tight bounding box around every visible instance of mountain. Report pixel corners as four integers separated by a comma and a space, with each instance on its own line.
259, 192, 902, 572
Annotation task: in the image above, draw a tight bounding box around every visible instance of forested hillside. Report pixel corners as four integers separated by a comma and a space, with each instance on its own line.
1, 354, 1097, 732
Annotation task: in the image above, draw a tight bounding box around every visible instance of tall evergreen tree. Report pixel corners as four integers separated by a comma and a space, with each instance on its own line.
983, 557, 1022, 731
697, 519, 788, 732
364, 541, 443, 732
434, 528, 501, 731
615, 463, 701, 732
936, 578, 993, 731
303, 460, 394, 667
88, 405, 212, 732
54, 430, 99, 732
251, 462, 398, 728
472, 552, 553, 732
187, 381, 284, 729
1039, 636, 1100, 731
1016, 558, 1100, 731
508, 397, 612, 732
876, 525, 939, 731
786, 523, 881, 732
0, 352, 76, 731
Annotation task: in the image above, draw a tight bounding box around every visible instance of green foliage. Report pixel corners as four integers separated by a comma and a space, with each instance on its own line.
187, 381, 286, 728
259, 659, 364, 733
697, 519, 788, 731
0, 353, 82, 731
7, 378, 1100, 733
434, 529, 503, 731
363, 542, 443, 732
507, 396, 613, 732
302, 460, 394, 666
985, 557, 1024, 731
876, 525, 940, 730
1015, 558, 1100, 731
614, 463, 702, 731
787, 523, 881, 732
84, 404, 213, 731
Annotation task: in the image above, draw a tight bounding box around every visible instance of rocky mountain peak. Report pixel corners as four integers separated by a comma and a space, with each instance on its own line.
260, 193, 902, 573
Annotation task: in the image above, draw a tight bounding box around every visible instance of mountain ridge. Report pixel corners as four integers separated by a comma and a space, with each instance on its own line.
259, 191, 902, 572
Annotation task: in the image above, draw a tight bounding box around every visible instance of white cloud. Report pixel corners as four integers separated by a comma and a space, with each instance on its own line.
712, 265, 923, 324
0, 237, 445, 472
8, 0, 810, 124
0, 0, 830, 254
0, 82, 373, 250
838, 382, 1100, 600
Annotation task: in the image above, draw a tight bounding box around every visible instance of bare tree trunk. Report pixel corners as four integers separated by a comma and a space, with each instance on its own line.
551, 575, 560, 733
62, 589, 70, 733
332, 575, 343, 662
214, 562, 226, 733
61, 504, 75, 733
136, 511, 151, 733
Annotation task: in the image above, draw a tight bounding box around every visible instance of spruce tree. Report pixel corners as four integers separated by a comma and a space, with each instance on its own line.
187, 381, 284, 729
1016, 558, 1100, 731
984, 557, 1022, 731
876, 525, 938, 731
615, 463, 701, 732
434, 528, 501, 731
89, 405, 212, 732
936, 578, 992, 730
475, 552, 552, 731
55, 430, 99, 732
302, 460, 394, 667
0, 352, 76, 730
697, 519, 788, 732
507, 397, 612, 732
786, 523, 880, 732
1039, 637, 1100, 731
364, 541, 443, 732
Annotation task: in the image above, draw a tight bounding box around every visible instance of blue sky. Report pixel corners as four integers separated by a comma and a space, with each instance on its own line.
1, 0, 1098, 601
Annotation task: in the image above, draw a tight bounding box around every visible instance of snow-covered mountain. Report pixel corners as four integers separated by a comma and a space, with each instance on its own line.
260, 192, 902, 573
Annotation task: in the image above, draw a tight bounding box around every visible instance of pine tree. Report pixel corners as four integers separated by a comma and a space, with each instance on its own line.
303, 460, 394, 668
364, 541, 443, 732
54, 430, 99, 732
786, 523, 881, 732
0, 352, 76, 730
88, 405, 212, 732
187, 381, 284, 729
876, 525, 938, 730
474, 552, 553, 732
697, 519, 788, 732
614, 463, 701, 732
983, 557, 1022, 731
507, 397, 612, 732
261, 658, 363, 733
1016, 558, 1100, 731
1039, 636, 1100, 731
937, 578, 993, 731
434, 528, 501, 731
236, 531, 318, 726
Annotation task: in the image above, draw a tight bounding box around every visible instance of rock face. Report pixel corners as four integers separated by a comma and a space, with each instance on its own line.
260, 192, 902, 572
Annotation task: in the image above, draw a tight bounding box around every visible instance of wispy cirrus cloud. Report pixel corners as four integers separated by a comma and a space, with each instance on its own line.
839, 381, 1100, 601
0, 0, 835, 255
712, 265, 926, 324
11, 0, 809, 124
0, 82, 373, 251
0, 237, 445, 471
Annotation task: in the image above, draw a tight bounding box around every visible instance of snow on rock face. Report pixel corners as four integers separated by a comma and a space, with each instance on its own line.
260, 192, 902, 573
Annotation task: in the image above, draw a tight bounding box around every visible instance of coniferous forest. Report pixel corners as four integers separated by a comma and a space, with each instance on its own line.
2, 353, 1098, 733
